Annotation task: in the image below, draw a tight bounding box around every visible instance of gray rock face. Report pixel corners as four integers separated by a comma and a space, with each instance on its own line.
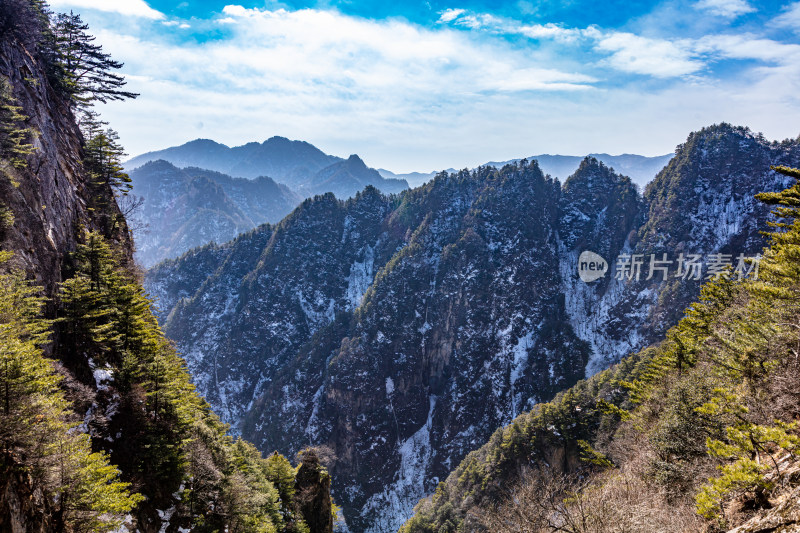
0, 38, 131, 295
146, 125, 800, 532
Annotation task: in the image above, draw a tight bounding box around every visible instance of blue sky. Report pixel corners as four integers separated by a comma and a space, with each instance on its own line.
48, 0, 800, 172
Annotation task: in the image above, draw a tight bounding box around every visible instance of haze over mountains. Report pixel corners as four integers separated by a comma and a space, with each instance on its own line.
126, 136, 409, 198
128, 160, 301, 266
126, 139, 408, 265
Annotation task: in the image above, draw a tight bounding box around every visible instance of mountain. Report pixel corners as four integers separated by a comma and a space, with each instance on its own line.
511, 153, 673, 188
126, 137, 410, 199
126, 136, 340, 184
146, 123, 800, 532
305, 154, 408, 199
0, 6, 332, 532
128, 160, 300, 267
377, 168, 457, 188
380, 153, 673, 189
400, 164, 800, 533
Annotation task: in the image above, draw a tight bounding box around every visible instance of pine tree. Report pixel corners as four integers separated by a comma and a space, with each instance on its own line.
80, 109, 132, 196
51, 12, 138, 107
0, 76, 35, 169
0, 254, 142, 531
692, 166, 800, 523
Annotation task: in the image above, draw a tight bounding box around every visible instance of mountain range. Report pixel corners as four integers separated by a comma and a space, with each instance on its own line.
145, 124, 800, 532
379, 152, 674, 189
126, 137, 409, 198
126, 142, 410, 266
127, 139, 670, 269
9, 3, 800, 533
128, 160, 301, 266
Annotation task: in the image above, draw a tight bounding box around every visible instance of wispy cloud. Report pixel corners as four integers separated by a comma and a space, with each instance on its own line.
595, 33, 701, 77
694, 0, 756, 19
772, 1, 800, 30
48, 0, 164, 19
438, 9, 465, 23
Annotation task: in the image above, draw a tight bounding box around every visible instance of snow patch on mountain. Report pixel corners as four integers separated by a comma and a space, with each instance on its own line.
346, 245, 375, 310
361, 396, 438, 533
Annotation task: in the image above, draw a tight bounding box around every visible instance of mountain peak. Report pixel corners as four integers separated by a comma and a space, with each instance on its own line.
264, 135, 291, 144
139, 159, 181, 172
345, 154, 366, 166
182, 138, 229, 149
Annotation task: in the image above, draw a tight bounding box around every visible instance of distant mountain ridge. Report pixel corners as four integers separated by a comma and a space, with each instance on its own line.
129, 160, 301, 267
126, 137, 409, 199
380, 153, 674, 188
126, 136, 340, 184
127, 142, 408, 266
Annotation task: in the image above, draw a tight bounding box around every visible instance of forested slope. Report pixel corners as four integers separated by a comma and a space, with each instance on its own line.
0, 2, 334, 531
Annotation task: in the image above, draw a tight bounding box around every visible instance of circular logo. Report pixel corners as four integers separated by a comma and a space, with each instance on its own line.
578, 251, 608, 283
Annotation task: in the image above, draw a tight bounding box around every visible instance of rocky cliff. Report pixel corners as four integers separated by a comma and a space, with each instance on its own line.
1, 6, 334, 532
0, 34, 130, 293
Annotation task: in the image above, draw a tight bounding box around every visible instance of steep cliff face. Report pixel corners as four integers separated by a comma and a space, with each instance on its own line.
0, 467, 52, 533
151, 186, 399, 424
0, 37, 130, 292
149, 160, 626, 531
149, 126, 800, 532
562, 125, 799, 376
400, 163, 800, 533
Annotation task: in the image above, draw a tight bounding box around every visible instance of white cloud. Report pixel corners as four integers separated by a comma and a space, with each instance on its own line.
436, 12, 703, 78
773, 2, 800, 30
595, 33, 702, 77
438, 9, 465, 23
695, 0, 755, 18
83, 6, 800, 172
516, 23, 585, 43
694, 34, 800, 63
48, 0, 164, 19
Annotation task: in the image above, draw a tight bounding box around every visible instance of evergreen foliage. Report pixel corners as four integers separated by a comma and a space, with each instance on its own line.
0, 76, 36, 169
57, 230, 321, 531
0, 255, 142, 531
50, 11, 138, 107
2, 3, 333, 530
79, 110, 132, 196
